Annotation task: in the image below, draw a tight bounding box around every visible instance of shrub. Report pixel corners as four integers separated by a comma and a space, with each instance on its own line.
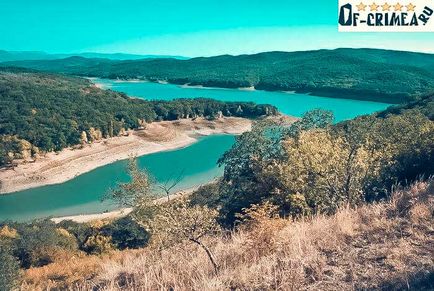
189, 182, 222, 208
13, 220, 78, 268
56, 220, 96, 251
83, 234, 114, 255
0, 225, 18, 239
0, 239, 20, 290
101, 216, 149, 250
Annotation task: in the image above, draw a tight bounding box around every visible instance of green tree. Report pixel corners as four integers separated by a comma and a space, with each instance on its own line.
217, 110, 334, 224
285, 108, 334, 137
265, 129, 370, 215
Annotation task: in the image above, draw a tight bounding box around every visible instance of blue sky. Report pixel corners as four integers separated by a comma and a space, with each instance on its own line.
1, 0, 434, 56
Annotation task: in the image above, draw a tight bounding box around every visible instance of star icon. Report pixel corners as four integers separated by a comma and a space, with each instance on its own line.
406, 3, 416, 11
356, 2, 367, 11
394, 3, 403, 11
369, 2, 379, 11
382, 3, 391, 11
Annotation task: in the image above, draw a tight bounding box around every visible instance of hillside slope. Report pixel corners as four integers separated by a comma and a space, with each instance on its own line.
21, 180, 434, 290
3, 48, 434, 103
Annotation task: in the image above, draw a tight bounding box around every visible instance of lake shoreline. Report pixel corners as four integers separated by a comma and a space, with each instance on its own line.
51, 183, 202, 223
0, 117, 252, 195
92, 77, 401, 104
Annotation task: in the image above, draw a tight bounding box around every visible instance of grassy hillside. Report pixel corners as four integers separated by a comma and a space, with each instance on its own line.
3, 48, 434, 103
11, 180, 434, 290
0, 68, 276, 166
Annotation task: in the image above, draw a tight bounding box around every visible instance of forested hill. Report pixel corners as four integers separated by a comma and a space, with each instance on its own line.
2, 48, 434, 103
0, 69, 276, 166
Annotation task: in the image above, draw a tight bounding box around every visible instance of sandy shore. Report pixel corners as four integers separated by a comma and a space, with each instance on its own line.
51, 208, 134, 224
51, 185, 198, 223
238, 86, 256, 91
93, 78, 256, 92
0, 117, 251, 194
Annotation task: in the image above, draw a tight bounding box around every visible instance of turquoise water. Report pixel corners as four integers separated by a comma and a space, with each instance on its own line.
0, 135, 234, 221
95, 79, 391, 122
0, 80, 391, 221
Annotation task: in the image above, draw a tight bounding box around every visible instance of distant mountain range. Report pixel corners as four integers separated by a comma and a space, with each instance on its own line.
0, 50, 188, 62
2, 48, 434, 103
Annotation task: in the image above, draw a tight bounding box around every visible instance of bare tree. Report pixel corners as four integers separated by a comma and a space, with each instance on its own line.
148, 198, 221, 274
107, 159, 220, 273
158, 169, 185, 201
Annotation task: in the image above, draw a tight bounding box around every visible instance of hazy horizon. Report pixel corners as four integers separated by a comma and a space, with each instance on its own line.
3, 46, 434, 61
1, 0, 434, 57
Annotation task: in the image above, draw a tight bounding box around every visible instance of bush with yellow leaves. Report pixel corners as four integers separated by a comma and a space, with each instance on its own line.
83, 234, 114, 255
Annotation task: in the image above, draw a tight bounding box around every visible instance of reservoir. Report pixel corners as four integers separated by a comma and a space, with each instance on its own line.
95, 78, 390, 121
0, 80, 391, 221
0, 135, 235, 221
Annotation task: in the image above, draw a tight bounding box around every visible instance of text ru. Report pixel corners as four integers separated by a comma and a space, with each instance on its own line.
351, 7, 433, 26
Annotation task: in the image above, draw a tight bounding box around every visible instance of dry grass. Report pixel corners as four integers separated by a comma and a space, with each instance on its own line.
20, 250, 146, 291
21, 253, 102, 290
22, 180, 434, 290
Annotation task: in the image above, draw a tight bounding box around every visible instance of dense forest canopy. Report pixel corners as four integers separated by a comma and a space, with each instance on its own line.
0, 69, 277, 166
2, 48, 434, 103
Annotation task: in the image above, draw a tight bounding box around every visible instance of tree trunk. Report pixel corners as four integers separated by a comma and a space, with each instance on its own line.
190, 238, 219, 274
